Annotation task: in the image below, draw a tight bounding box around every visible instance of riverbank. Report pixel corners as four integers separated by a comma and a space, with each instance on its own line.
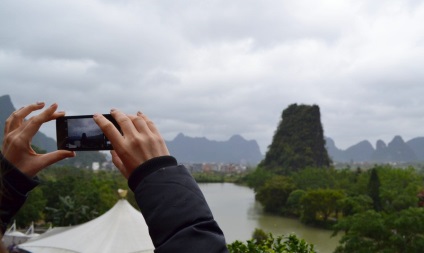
192, 171, 246, 183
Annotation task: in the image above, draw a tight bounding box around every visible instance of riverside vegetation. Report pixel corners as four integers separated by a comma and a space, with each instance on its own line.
236, 104, 424, 253
12, 159, 318, 252
16, 154, 424, 252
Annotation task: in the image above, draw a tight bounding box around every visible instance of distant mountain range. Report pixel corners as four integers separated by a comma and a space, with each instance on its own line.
169, 133, 424, 165
326, 136, 424, 163
166, 133, 263, 165
3, 94, 424, 165
0, 95, 263, 165
0, 95, 107, 167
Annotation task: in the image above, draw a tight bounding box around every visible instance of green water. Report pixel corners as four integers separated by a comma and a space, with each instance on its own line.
199, 183, 340, 253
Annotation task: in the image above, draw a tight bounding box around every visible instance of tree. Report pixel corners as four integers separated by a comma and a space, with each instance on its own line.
333, 210, 389, 253
252, 228, 268, 244
377, 166, 421, 212
45, 195, 98, 226
39, 166, 135, 227
334, 208, 424, 253
227, 233, 317, 253
244, 167, 274, 192
300, 189, 344, 226
256, 176, 296, 213
291, 167, 337, 190
338, 194, 373, 217
284, 189, 306, 216
14, 187, 46, 227
386, 207, 424, 252
260, 104, 331, 173
368, 168, 382, 212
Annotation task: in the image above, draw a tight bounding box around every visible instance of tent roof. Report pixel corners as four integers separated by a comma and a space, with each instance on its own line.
19, 199, 154, 253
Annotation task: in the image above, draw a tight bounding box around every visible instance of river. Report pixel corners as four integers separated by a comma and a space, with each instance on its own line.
199, 183, 341, 253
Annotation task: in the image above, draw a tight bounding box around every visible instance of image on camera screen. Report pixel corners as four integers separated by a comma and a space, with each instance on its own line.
66, 118, 111, 149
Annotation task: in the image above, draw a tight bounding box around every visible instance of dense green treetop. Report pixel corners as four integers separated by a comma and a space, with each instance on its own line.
227, 232, 317, 253
14, 165, 135, 227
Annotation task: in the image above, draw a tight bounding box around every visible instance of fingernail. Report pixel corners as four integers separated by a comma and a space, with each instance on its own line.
110, 108, 117, 113
93, 113, 100, 118
57, 111, 65, 114
36, 101, 45, 105
50, 103, 57, 108
137, 111, 143, 116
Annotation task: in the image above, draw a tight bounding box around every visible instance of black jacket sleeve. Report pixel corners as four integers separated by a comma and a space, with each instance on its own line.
128, 156, 229, 253
0, 152, 39, 234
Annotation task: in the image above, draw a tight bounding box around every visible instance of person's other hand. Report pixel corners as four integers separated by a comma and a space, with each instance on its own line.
2, 102, 75, 177
94, 109, 170, 179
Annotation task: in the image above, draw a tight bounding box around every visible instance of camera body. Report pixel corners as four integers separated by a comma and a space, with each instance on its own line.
56, 114, 119, 151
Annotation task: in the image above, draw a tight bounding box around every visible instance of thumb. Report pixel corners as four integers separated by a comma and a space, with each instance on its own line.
42, 151, 75, 167
25, 151, 75, 177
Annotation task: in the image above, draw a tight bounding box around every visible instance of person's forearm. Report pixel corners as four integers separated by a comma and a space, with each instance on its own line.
0, 152, 39, 233
129, 157, 228, 253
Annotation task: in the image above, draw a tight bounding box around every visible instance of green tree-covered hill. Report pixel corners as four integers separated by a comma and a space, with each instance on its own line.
260, 103, 331, 173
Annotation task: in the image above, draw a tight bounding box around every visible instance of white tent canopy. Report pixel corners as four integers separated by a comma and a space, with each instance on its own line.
19, 199, 155, 253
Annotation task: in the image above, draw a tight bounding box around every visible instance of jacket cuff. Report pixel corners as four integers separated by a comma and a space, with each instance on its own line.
0, 152, 40, 195
128, 156, 178, 192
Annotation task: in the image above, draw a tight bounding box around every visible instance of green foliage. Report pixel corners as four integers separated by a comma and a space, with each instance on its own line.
256, 176, 296, 213
243, 167, 274, 192
331, 166, 424, 252
368, 168, 382, 211
252, 228, 268, 244
338, 194, 373, 217
284, 190, 306, 216
192, 171, 247, 183
192, 172, 225, 183
334, 208, 424, 253
14, 187, 46, 227
376, 165, 421, 212
239, 159, 424, 253
337, 168, 369, 196
45, 195, 98, 226
260, 104, 331, 173
227, 233, 317, 253
291, 167, 337, 190
333, 210, 389, 253
387, 207, 424, 252
15, 165, 135, 227
300, 188, 345, 226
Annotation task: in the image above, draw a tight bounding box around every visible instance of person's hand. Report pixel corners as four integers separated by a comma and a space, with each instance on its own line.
93, 109, 170, 179
2, 102, 75, 177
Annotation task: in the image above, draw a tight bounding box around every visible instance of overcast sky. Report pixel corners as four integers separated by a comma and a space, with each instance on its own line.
2, 0, 424, 154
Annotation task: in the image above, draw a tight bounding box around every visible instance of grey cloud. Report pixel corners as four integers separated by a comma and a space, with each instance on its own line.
2, 0, 424, 153
157, 1, 350, 48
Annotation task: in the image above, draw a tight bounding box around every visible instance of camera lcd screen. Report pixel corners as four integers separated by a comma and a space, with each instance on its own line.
56, 114, 118, 151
